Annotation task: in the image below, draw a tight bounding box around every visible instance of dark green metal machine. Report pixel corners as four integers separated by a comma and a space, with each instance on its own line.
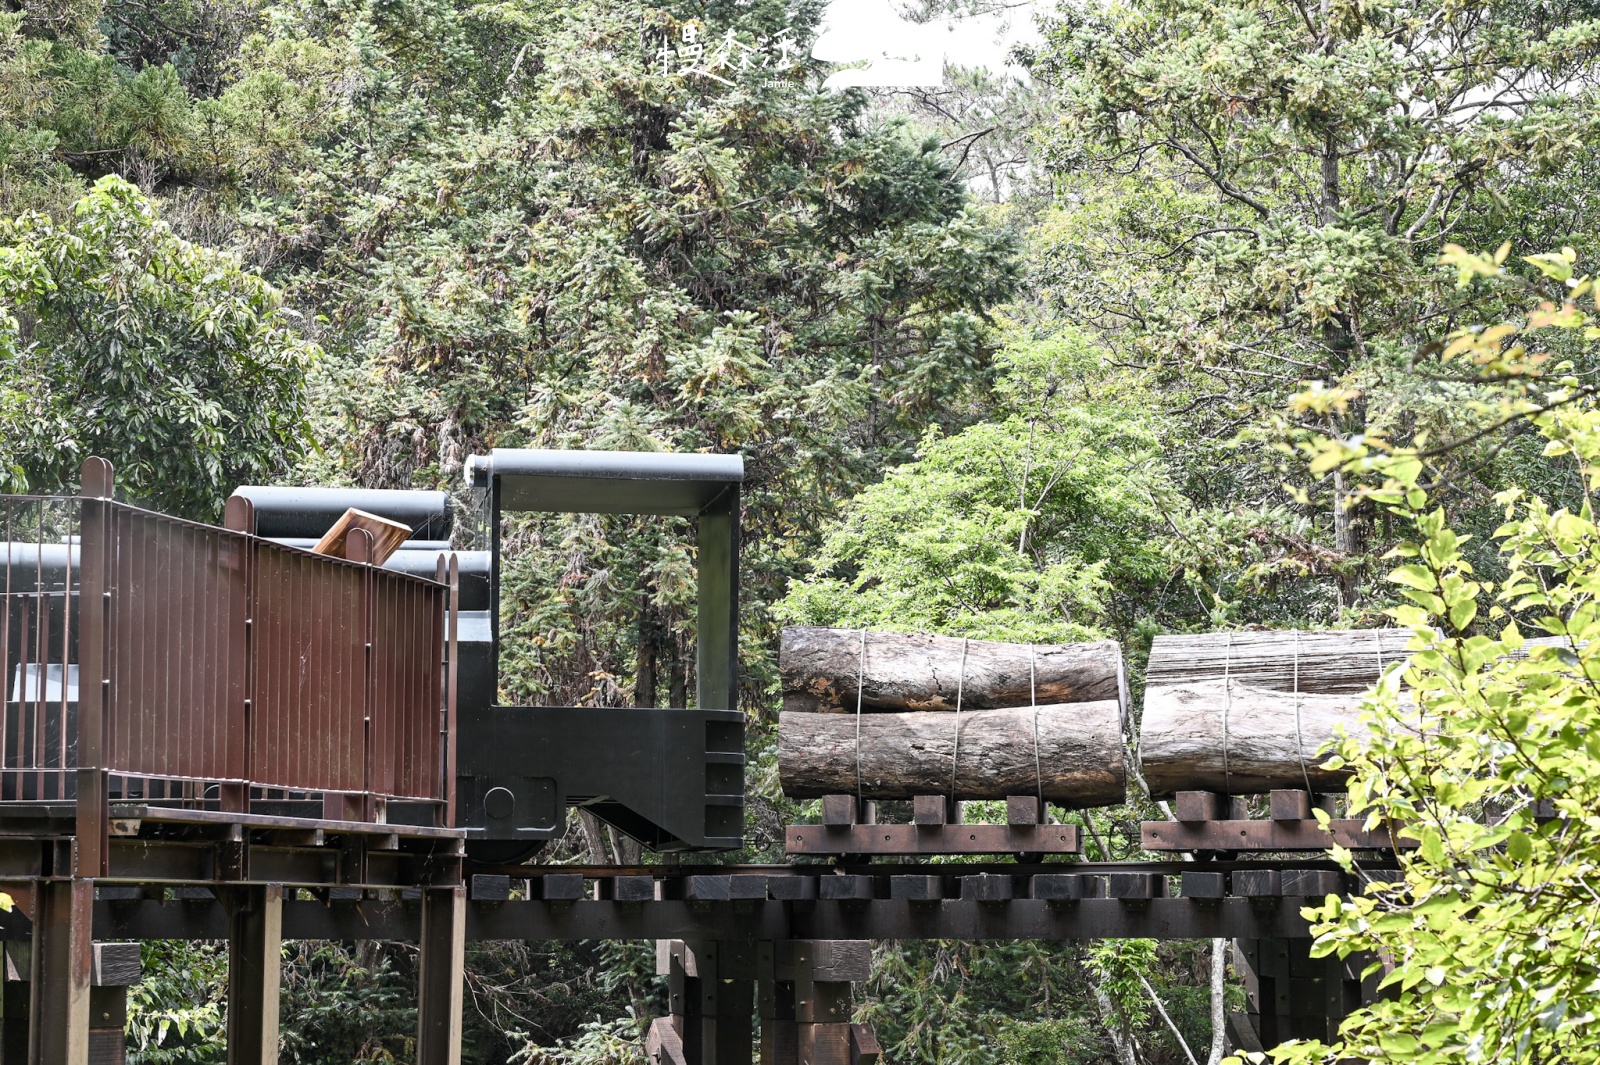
457, 449, 746, 859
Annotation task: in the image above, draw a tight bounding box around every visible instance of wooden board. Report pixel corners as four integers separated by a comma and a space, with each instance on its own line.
1142, 817, 1410, 851
311, 507, 414, 566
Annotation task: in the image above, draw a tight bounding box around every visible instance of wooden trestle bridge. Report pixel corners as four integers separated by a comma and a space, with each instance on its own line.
0, 460, 1394, 1064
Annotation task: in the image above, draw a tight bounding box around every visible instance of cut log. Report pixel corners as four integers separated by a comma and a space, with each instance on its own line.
780, 627, 1126, 719
1140, 680, 1367, 797
1145, 630, 1409, 694
778, 703, 1125, 805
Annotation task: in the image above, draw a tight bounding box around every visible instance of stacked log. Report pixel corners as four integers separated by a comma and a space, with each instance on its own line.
1139, 629, 1407, 797
1143, 629, 1410, 693
777, 627, 1128, 806
780, 627, 1127, 714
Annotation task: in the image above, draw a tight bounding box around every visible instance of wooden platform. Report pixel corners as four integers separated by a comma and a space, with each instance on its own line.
1141, 789, 1410, 852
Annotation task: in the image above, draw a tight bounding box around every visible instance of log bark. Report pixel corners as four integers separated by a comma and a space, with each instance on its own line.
1139, 680, 1365, 797
779, 704, 1125, 805
780, 627, 1126, 717
1145, 630, 1409, 694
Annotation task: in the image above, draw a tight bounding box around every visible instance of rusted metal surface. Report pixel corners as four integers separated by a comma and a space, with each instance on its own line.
0, 459, 456, 829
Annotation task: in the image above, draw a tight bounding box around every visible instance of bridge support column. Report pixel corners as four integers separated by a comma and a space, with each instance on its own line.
6, 901, 139, 1061
1233, 937, 1364, 1049
655, 940, 878, 1065
29, 878, 93, 1065
789, 942, 859, 1065
660, 940, 753, 1064
226, 884, 284, 1065
757, 953, 796, 1065
417, 885, 467, 1065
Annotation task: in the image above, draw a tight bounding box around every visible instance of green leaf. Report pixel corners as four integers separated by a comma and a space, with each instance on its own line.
1389, 564, 1439, 592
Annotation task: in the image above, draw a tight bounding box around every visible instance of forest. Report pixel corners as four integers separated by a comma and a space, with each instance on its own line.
5, 0, 1600, 1060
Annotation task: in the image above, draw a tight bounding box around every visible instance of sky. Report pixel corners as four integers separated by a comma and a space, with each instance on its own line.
810, 0, 1041, 88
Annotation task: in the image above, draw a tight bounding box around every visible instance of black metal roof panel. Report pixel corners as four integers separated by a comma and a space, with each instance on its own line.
232, 486, 453, 539
465, 449, 744, 515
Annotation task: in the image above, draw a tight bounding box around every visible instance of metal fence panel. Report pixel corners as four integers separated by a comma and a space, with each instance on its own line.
0, 473, 454, 821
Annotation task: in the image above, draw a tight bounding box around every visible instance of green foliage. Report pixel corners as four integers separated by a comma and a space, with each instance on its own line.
126, 941, 227, 1065
511, 1016, 647, 1065
278, 941, 415, 1063
1029, 0, 1600, 612
863, 941, 1091, 1065
1085, 940, 1156, 1034
1244, 260, 1600, 1063
0, 174, 314, 516
779, 331, 1170, 642
996, 1016, 1097, 1065
1036, 0, 1600, 379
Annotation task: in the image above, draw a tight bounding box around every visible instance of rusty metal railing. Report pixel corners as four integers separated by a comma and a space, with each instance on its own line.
0, 459, 457, 872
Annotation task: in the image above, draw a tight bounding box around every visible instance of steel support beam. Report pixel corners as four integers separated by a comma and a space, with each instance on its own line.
417, 886, 466, 1065
29, 878, 93, 1065
0, 895, 1320, 943
227, 884, 284, 1065
470, 898, 1312, 942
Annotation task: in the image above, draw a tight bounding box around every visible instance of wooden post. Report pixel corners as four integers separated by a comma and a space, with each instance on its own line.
697, 488, 740, 712
791, 942, 854, 1065
227, 884, 284, 1065
417, 886, 466, 1065
758, 941, 797, 1065
662, 941, 757, 1065
76, 458, 113, 880
706, 944, 754, 1065
29, 878, 93, 1065
223, 494, 255, 815
668, 943, 704, 1062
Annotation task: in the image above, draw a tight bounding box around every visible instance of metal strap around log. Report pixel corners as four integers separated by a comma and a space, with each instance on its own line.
950, 638, 969, 800
1222, 632, 1233, 797
854, 629, 866, 810
1293, 631, 1314, 796
1030, 644, 1044, 810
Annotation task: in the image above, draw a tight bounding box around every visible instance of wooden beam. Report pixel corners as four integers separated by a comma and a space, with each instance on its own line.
1142, 818, 1407, 851
648, 1017, 690, 1065
30, 878, 93, 1065
227, 884, 283, 1065
788, 823, 1079, 856
416, 887, 466, 1065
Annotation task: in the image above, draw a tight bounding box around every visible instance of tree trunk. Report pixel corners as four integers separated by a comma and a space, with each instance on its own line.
1145, 630, 1407, 695
577, 809, 614, 864
1094, 984, 1140, 1065
1138, 973, 1199, 1065
778, 704, 1125, 804
1207, 939, 1227, 1065
667, 630, 686, 709
1139, 680, 1365, 797
781, 627, 1126, 717
635, 600, 657, 708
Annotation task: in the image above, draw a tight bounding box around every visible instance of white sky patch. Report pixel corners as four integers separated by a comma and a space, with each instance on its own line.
812, 1, 1041, 89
